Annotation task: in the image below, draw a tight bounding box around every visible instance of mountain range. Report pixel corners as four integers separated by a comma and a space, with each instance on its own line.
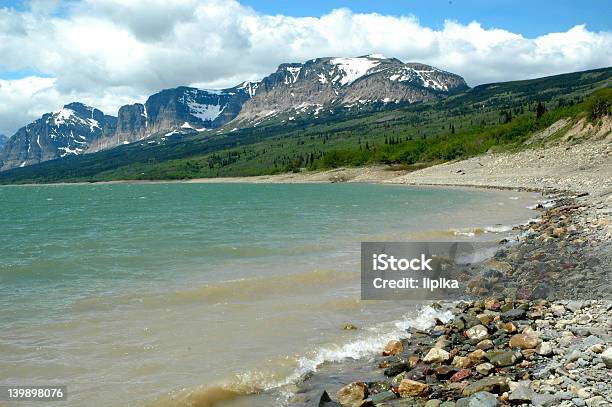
0, 55, 468, 171
0, 65, 609, 184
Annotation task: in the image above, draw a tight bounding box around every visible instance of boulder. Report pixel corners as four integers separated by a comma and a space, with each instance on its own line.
383, 340, 404, 356
475, 363, 495, 376
478, 314, 494, 325
424, 348, 451, 363
509, 334, 540, 350
531, 393, 562, 407
536, 342, 553, 356
476, 339, 494, 350
398, 379, 430, 397
487, 350, 521, 367
468, 349, 486, 363
466, 325, 489, 340
384, 362, 410, 377
601, 347, 612, 368
565, 301, 585, 312
434, 366, 457, 379
462, 376, 509, 396
405, 367, 426, 381
501, 309, 527, 320
450, 369, 472, 382
453, 356, 474, 369
509, 385, 535, 405
550, 304, 566, 316
581, 335, 604, 350
336, 382, 367, 406
503, 322, 518, 333
457, 391, 500, 407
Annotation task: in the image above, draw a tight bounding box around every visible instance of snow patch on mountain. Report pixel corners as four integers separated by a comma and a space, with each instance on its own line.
187, 100, 225, 121
388, 67, 449, 91
285, 66, 302, 84
329, 57, 382, 85
238, 81, 260, 97
53, 108, 76, 126
58, 146, 84, 157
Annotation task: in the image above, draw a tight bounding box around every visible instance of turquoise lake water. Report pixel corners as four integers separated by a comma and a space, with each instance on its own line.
0, 183, 538, 406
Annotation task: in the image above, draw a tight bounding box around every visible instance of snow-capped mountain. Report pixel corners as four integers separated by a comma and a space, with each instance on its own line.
233, 55, 468, 123
1, 55, 469, 171
0, 134, 7, 150
90, 85, 252, 151
0, 103, 117, 171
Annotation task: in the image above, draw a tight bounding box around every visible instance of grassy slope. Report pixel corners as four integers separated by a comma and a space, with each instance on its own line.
0, 67, 610, 184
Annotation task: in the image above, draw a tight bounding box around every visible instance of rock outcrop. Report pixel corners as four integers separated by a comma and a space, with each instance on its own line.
233, 55, 468, 124
0, 102, 116, 171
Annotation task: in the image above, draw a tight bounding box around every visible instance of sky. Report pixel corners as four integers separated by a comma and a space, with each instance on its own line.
0, 0, 611, 136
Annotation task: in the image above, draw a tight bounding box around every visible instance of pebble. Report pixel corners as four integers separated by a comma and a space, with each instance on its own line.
424, 348, 451, 363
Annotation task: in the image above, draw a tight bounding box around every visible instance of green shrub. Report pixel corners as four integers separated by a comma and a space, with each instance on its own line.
586, 88, 612, 120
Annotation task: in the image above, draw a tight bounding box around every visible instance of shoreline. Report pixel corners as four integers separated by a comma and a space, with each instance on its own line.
287, 189, 611, 407
281, 138, 610, 406
3, 136, 608, 197
281, 136, 612, 406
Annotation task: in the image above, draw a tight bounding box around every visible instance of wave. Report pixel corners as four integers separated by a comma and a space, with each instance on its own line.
527, 199, 556, 210
450, 224, 514, 236
146, 305, 454, 407
283, 305, 454, 385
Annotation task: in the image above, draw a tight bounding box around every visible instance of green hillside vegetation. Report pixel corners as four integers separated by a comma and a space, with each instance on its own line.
0, 67, 610, 184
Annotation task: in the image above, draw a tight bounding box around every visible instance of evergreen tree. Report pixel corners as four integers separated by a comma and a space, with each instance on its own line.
536, 101, 546, 119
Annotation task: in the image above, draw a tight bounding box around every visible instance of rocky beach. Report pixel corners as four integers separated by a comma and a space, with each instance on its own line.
284, 121, 611, 407
285, 186, 610, 406
292, 297, 611, 407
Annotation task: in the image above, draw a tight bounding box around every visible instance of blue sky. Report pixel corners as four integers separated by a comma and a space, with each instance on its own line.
239, 0, 611, 37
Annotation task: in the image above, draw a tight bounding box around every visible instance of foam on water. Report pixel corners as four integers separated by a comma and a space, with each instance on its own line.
149, 305, 454, 407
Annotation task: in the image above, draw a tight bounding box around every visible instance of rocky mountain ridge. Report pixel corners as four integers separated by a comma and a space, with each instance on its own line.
0, 55, 468, 171
234, 55, 468, 124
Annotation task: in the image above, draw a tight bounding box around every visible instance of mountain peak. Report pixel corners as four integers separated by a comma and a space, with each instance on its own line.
233, 55, 468, 123
0, 103, 117, 170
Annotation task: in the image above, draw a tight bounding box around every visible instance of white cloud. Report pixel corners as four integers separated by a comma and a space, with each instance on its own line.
0, 77, 59, 137
0, 0, 611, 136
